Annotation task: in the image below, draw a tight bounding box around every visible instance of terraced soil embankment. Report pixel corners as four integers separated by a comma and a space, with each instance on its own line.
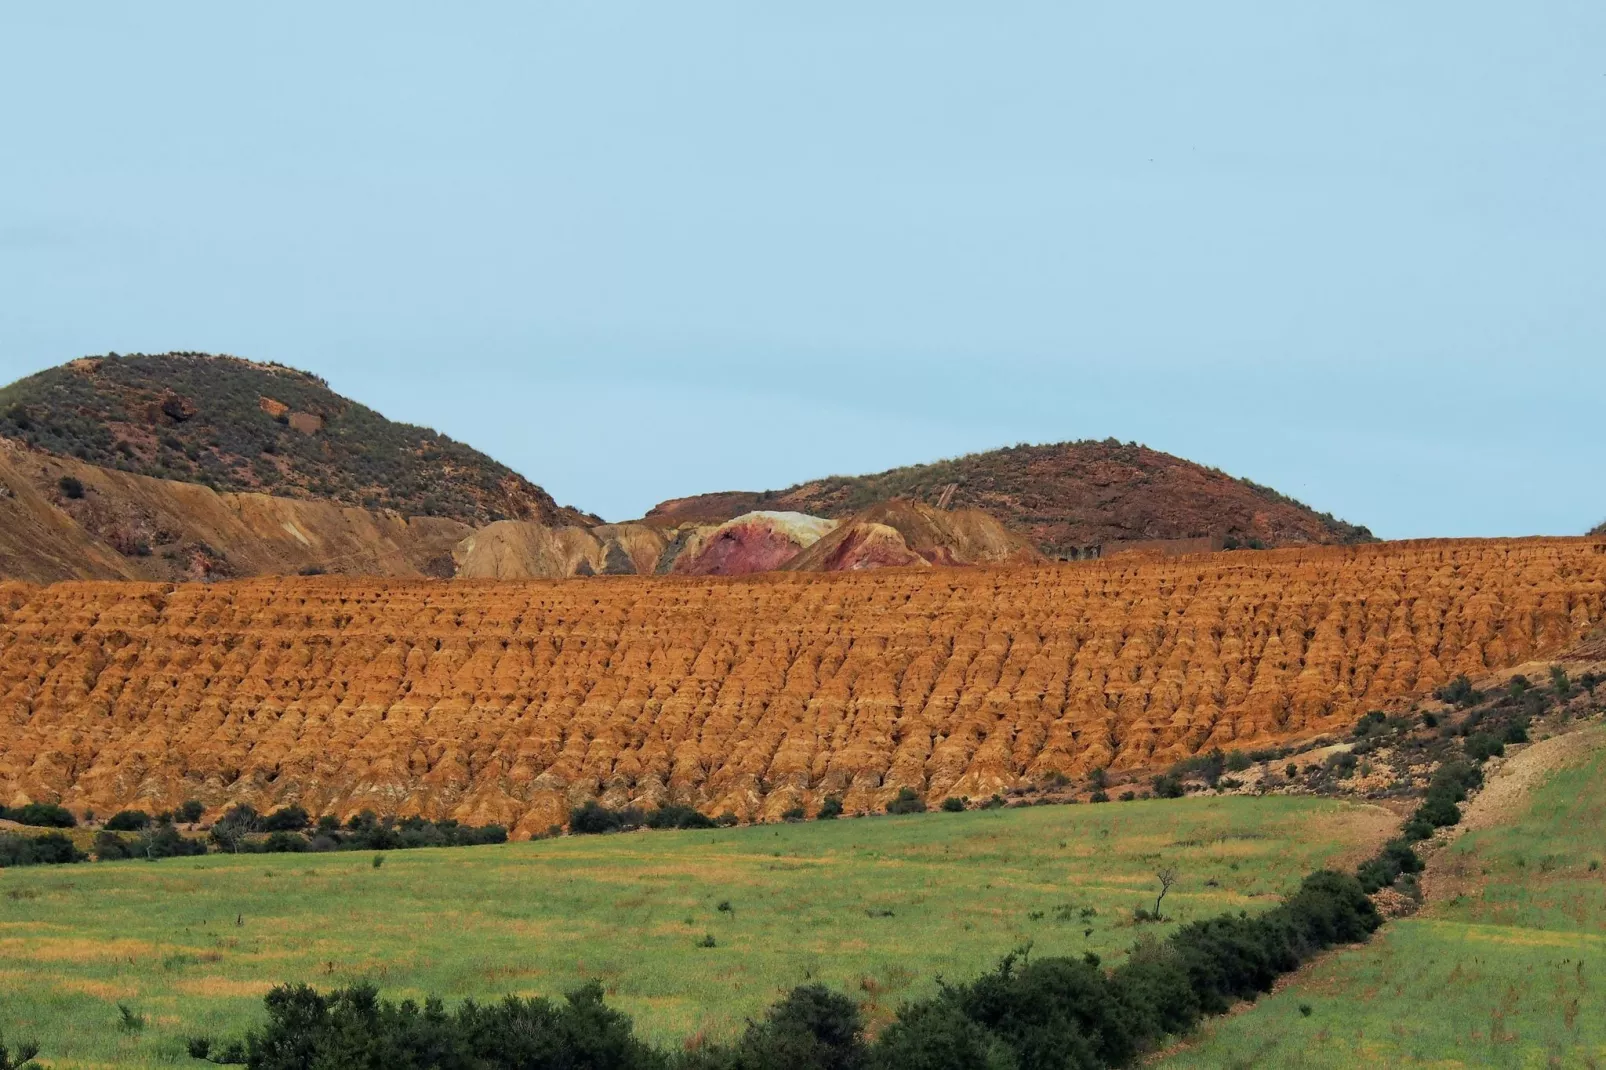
0, 538, 1602, 836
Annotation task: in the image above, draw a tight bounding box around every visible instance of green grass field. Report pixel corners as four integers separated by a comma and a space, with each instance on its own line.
1163, 732, 1606, 1069
0, 795, 1391, 1069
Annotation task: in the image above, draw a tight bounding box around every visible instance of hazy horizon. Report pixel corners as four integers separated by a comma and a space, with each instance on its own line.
3, 4, 1602, 535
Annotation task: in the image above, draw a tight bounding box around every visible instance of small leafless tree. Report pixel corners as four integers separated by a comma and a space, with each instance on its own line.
1152, 867, 1178, 919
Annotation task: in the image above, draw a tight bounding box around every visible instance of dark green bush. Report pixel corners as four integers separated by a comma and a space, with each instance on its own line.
176, 800, 205, 824
1324, 752, 1358, 775
57, 475, 84, 499
885, 788, 927, 815
258, 806, 310, 833
1356, 838, 1423, 894
644, 804, 717, 831
136, 826, 208, 860
690, 984, 866, 1070
191, 979, 665, 1069
568, 801, 645, 835
940, 797, 966, 813
816, 796, 844, 820
0, 803, 75, 828
0, 1031, 40, 1069
1434, 675, 1479, 707
210, 805, 260, 852
1170, 750, 1225, 788
104, 810, 152, 832
0, 831, 85, 868
1550, 665, 1572, 699
1465, 733, 1505, 761
259, 831, 311, 853
93, 830, 135, 861
1152, 775, 1185, 799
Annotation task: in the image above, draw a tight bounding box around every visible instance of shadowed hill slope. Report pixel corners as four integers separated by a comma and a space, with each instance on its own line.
1, 538, 1600, 837
0, 439, 472, 583
0, 352, 594, 527
644, 439, 1373, 557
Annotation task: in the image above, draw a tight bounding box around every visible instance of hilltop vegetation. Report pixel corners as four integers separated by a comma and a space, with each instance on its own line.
645, 439, 1373, 557
0, 353, 593, 526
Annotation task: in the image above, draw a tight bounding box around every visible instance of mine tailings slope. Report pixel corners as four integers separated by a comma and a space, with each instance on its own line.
0, 538, 1602, 839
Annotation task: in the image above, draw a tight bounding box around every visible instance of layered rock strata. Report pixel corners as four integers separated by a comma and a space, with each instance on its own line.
1, 538, 1601, 837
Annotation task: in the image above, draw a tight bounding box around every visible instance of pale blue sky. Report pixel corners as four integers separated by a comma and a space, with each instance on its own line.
2, 4, 1601, 534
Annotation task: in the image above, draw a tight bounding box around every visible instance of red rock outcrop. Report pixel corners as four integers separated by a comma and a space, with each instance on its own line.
0, 538, 1601, 836
670, 512, 838, 576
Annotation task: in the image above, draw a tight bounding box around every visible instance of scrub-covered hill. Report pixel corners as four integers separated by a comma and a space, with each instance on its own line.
645, 439, 1373, 558
0, 352, 594, 527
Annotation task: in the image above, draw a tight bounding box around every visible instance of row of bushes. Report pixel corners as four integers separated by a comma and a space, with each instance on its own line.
1, 808, 509, 869
570, 789, 1006, 834
187, 869, 1381, 1069
1348, 755, 1487, 897
0, 803, 76, 828
208, 807, 507, 854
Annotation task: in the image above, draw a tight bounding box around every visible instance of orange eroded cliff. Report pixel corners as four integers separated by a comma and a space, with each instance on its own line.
1, 538, 1602, 837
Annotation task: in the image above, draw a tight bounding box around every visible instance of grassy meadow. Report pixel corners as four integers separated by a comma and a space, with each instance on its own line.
1163, 734, 1606, 1068
0, 795, 1392, 1069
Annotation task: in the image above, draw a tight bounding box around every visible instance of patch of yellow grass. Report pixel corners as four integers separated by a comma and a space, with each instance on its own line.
56, 977, 140, 999
1416, 919, 1606, 950
172, 977, 277, 998
0, 936, 158, 962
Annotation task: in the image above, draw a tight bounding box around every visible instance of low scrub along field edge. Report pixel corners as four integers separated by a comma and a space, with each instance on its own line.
0, 794, 1392, 1068
1160, 724, 1606, 1067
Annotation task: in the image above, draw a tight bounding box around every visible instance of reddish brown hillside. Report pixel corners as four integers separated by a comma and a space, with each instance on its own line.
643, 440, 1372, 558
1, 538, 1600, 837
0, 353, 595, 528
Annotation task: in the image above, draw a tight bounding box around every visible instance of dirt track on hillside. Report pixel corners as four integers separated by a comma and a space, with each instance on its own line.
1419, 722, 1606, 903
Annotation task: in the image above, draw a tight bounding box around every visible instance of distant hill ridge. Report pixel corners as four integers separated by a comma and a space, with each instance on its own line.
644, 439, 1374, 557
0, 352, 595, 527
